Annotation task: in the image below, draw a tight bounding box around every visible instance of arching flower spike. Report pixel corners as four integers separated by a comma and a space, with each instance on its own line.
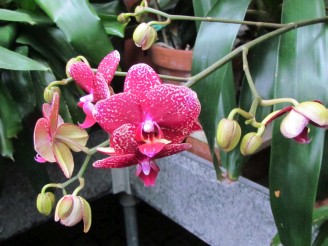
33, 92, 89, 178
67, 50, 120, 128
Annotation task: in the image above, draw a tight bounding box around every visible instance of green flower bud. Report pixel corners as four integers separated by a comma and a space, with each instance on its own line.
36, 192, 56, 216
117, 13, 131, 24
134, 6, 146, 22
44, 86, 60, 103
216, 119, 241, 152
133, 23, 157, 50
240, 132, 262, 156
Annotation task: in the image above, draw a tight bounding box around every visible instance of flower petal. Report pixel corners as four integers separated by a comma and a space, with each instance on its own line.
142, 84, 201, 130
294, 101, 328, 126
155, 143, 191, 159
60, 196, 83, 227
79, 101, 96, 129
136, 160, 160, 187
69, 62, 94, 93
55, 123, 89, 152
49, 92, 60, 136
97, 50, 120, 85
79, 196, 92, 233
94, 93, 142, 134
34, 118, 56, 162
123, 63, 162, 99
294, 127, 311, 144
93, 154, 137, 168
110, 124, 138, 154
280, 109, 309, 139
138, 142, 166, 157
53, 141, 74, 178
93, 73, 110, 102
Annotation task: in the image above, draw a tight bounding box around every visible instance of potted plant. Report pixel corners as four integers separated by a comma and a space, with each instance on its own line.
2, 0, 328, 245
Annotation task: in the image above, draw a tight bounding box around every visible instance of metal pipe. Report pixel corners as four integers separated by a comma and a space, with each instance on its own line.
119, 193, 139, 246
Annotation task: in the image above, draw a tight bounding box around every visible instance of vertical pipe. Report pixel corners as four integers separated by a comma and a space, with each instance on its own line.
119, 193, 139, 246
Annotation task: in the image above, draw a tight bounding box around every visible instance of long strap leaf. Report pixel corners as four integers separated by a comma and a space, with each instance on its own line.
269, 1, 328, 245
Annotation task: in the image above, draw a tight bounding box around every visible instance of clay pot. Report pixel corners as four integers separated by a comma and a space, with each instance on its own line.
150, 44, 193, 85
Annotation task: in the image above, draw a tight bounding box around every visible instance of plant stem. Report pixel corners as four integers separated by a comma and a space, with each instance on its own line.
142, 7, 285, 28
242, 47, 260, 99
114, 71, 188, 82
185, 16, 328, 87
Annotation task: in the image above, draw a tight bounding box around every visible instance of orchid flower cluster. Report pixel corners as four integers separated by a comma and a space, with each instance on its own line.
33, 50, 201, 232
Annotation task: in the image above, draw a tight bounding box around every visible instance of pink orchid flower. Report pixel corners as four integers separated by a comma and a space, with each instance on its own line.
34, 92, 89, 178
92, 63, 201, 186
67, 50, 120, 128
266, 101, 328, 143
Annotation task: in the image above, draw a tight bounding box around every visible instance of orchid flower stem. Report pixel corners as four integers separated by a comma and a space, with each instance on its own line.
142, 7, 285, 28
40, 139, 108, 195
72, 178, 85, 196
114, 71, 187, 82
242, 47, 260, 99
261, 98, 299, 107
148, 19, 171, 27
185, 16, 328, 87
47, 78, 73, 88
228, 108, 253, 120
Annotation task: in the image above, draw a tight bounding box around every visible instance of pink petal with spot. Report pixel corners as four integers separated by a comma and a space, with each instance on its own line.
142, 84, 201, 130
93, 73, 110, 102
69, 62, 94, 93
155, 143, 191, 159
93, 154, 137, 168
94, 93, 142, 134
79, 101, 96, 129
124, 63, 162, 99
97, 50, 120, 84
34, 118, 56, 162
110, 124, 138, 154
136, 160, 160, 187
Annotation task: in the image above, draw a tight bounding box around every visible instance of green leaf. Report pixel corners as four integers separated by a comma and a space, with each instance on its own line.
35, 0, 113, 64
0, 23, 17, 48
0, 46, 49, 71
269, 1, 328, 245
192, 0, 219, 30
0, 9, 51, 25
0, 119, 14, 159
191, 0, 251, 177
4, 46, 36, 118
0, 77, 22, 138
313, 221, 328, 246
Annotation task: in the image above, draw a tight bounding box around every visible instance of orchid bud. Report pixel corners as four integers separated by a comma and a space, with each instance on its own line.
134, 6, 146, 22
44, 86, 60, 103
36, 192, 56, 216
240, 132, 262, 156
65, 56, 90, 78
133, 23, 157, 50
117, 13, 130, 24
55, 195, 92, 233
216, 119, 241, 152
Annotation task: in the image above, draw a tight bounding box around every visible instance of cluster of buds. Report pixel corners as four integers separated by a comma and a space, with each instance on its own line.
217, 101, 328, 155
36, 178, 92, 233
216, 118, 263, 156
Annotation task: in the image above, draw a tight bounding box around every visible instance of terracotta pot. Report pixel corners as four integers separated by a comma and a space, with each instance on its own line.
150, 44, 193, 85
